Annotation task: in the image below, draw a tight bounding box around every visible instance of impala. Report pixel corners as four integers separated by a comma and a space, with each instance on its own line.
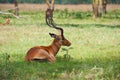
25, 0, 71, 62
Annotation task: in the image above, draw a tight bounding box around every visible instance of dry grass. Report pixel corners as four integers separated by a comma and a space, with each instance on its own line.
0, 4, 120, 11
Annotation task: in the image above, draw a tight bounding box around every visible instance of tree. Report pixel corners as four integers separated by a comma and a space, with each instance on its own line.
92, 0, 99, 18
102, 0, 107, 15
92, 0, 107, 18
14, 0, 19, 16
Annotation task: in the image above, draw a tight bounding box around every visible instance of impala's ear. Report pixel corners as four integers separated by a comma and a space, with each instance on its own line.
49, 33, 60, 40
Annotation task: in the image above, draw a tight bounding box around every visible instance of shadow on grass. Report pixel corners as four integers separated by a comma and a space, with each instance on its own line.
58, 23, 120, 28
22, 22, 120, 29
0, 54, 120, 80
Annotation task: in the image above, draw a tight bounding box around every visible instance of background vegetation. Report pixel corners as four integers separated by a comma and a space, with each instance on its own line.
0, 8, 120, 80
0, 0, 120, 4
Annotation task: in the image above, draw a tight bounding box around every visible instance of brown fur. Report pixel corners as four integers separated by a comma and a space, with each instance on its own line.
25, 34, 71, 62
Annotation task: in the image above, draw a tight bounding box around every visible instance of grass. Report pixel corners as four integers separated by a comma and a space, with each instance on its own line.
0, 10, 120, 80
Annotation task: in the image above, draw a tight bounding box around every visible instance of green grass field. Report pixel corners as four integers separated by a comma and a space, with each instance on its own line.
0, 10, 120, 80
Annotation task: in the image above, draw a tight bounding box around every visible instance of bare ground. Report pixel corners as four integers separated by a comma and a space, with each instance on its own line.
0, 4, 120, 11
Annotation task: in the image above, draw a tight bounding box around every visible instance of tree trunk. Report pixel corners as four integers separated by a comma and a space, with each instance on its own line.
92, 0, 99, 18
14, 0, 19, 16
92, 0, 107, 18
102, 0, 107, 15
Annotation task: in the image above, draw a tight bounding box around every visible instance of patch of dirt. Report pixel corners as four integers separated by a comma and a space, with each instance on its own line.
0, 4, 120, 11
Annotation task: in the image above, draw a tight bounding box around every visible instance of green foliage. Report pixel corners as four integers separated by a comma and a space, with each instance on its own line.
0, 10, 120, 80
62, 47, 73, 62
55, 9, 92, 19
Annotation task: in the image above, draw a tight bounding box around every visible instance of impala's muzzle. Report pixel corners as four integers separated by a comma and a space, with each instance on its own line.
62, 39, 71, 47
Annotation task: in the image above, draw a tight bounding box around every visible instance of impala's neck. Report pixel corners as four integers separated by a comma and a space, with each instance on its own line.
49, 39, 62, 56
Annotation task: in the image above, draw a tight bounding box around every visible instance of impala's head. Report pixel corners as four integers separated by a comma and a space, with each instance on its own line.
49, 33, 71, 46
